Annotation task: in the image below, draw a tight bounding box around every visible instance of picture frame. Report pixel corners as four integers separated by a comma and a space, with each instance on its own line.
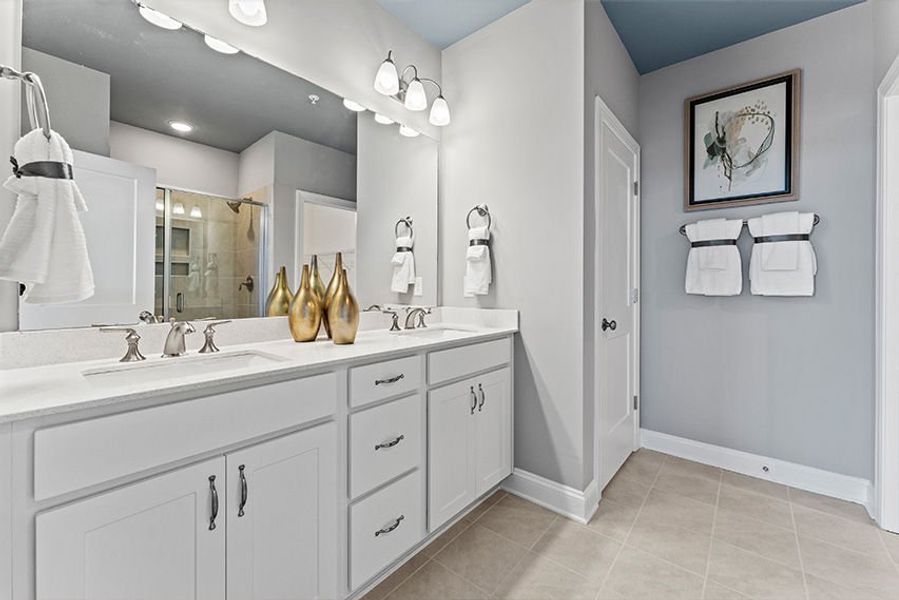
684, 69, 801, 212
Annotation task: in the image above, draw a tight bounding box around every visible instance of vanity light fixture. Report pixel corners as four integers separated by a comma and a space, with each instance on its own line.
374, 113, 395, 125
204, 35, 240, 55
190, 206, 203, 218
398, 125, 420, 138
342, 98, 366, 112
138, 5, 182, 30
155, 200, 165, 212
173, 202, 186, 216
228, 0, 267, 27
373, 51, 451, 126
169, 120, 193, 133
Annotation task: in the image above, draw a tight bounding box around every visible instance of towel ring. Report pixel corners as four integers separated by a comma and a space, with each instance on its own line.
395, 217, 413, 238
678, 214, 820, 237
466, 204, 491, 230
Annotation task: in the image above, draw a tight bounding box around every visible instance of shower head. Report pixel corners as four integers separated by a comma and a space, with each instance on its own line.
226, 201, 241, 214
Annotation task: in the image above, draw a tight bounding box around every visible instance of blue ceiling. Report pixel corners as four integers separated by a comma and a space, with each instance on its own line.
601, 0, 865, 74
375, 0, 530, 49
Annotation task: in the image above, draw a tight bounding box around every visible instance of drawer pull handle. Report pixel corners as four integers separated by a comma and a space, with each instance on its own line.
375, 515, 405, 537
208, 475, 219, 531
375, 435, 405, 451
478, 384, 486, 412
470, 386, 477, 415
238, 464, 248, 518
375, 373, 405, 386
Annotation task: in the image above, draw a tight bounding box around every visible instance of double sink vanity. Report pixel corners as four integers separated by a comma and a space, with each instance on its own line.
0, 308, 518, 600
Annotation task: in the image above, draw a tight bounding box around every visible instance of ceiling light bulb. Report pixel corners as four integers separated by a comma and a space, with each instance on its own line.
138, 6, 182, 30
374, 113, 395, 125
404, 78, 428, 111
228, 0, 267, 26
169, 121, 193, 133
173, 202, 185, 216
204, 34, 239, 55
342, 98, 366, 112
429, 95, 451, 126
374, 53, 400, 96
399, 125, 420, 138
190, 206, 203, 218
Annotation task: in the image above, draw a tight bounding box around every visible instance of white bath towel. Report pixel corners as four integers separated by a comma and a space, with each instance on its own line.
748, 211, 816, 296
0, 129, 94, 303
685, 218, 743, 296
390, 235, 415, 293
464, 226, 492, 297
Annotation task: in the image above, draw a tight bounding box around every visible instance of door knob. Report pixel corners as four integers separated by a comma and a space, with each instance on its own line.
602, 318, 617, 332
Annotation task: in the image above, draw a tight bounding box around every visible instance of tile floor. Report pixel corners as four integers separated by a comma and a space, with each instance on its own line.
361, 450, 899, 600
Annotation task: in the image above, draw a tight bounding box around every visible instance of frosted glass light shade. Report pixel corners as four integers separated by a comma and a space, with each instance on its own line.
228, 0, 267, 26
204, 35, 240, 55
138, 6, 182, 30
403, 78, 427, 111
374, 113, 395, 125
374, 56, 399, 96
399, 125, 420, 138
173, 202, 185, 216
190, 206, 203, 218
342, 98, 366, 112
429, 95, 451, 126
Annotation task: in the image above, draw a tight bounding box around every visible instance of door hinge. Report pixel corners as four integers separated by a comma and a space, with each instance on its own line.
633, 395, 639, 411
633, 181, 639, 196
631, 288, 639, 304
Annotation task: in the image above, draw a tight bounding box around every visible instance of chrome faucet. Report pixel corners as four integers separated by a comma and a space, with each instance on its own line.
163, 321, 196, 357
404, 307, 431, 330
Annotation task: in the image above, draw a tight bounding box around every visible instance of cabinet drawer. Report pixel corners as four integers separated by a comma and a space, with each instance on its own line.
34, 373, 337, 501
349, 394, 422, 498
349, 355, 421, 409
428, 337, 512, 386
349, 470, 423, 591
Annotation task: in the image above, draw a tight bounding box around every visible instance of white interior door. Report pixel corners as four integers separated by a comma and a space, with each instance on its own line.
19, 150, 156, 329
596, 97, 641, 490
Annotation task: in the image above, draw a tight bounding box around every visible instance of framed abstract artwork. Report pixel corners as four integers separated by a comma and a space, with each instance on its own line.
684, 69, 801, 211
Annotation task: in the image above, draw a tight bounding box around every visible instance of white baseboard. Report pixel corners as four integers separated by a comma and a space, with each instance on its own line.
640, 428, 874, 516
502, 468, 598, 524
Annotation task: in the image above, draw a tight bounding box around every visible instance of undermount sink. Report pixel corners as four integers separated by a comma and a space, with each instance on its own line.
82, 350, 287, 386
394, 326, 477, 339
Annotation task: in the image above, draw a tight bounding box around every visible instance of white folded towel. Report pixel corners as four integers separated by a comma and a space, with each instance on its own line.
748, 211, 816, 296
0, 129, 94, 303
685, 218, 743, 296
464, 226, 492, 297
390, 234, 415, 293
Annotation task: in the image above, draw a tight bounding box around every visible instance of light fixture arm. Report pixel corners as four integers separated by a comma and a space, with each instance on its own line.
419, 77, 443, 97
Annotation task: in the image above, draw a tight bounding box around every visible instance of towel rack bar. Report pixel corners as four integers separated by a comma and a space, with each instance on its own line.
678, 214, 820, 237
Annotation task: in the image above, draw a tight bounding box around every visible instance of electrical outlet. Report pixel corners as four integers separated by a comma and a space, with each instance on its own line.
414, 277, 423, 296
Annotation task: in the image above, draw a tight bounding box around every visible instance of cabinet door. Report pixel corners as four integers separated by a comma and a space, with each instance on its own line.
36, 458, 225, 600
226, 423, 337, 600
474, 368, 513, 495
428, 380, 477, 531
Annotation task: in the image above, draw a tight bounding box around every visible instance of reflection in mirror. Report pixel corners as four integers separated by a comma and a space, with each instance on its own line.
17, 0, 438, 331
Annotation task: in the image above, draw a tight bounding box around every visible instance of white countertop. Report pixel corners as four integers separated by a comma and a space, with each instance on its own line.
0, 316, 517, 423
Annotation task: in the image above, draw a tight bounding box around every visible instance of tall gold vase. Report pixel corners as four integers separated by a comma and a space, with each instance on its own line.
322, 252, 343, 339
310, 255, 327, 306
265, 265, 293, 317
288, 265, 322, 342
326, 268, 359, 345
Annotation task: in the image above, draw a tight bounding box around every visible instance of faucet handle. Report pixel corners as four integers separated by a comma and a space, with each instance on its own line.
100, 327, 147, 362
383, 310, 401, 332
199, 320, 231, 354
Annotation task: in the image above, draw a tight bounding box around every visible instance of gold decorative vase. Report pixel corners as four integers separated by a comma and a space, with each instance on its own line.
322, 252, 343, 339
288, 265, 322, 342
326, 268, 359, 345
310, 255, 327, 306
265, 265, 293, 317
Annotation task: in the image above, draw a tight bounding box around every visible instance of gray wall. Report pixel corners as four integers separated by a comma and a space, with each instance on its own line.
874, 0, 899, 84
583, 0, 640, 486
356, 113, 438, 307
21, 47, 110, 156
639, 3, 876, 479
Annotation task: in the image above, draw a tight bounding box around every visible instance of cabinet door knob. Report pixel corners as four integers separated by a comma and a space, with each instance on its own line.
470, 386, 477, 415
375, 515, 405, 537
208, 475, 219, 531
601, 318, 617, 332
238, 464, 248, 518
478, 384, 486, 412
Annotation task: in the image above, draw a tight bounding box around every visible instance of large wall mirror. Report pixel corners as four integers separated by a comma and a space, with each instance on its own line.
17, 0, 438, 330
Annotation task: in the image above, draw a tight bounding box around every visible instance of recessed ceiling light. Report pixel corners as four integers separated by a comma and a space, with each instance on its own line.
169, 121, 193, 133
228, 0, 267, 27
138, 6, 182, 30
374, 113, 395, 125
204, 34, 240, 55
398, 125, 420, 138
342, 98, 366, 112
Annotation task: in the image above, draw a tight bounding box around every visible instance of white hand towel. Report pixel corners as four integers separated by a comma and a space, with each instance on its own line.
0, 129, 94, 303
748, 212, 816, 296
684, 218, 743, 296
464, 226, 492, 297
390, 235, 415, 293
